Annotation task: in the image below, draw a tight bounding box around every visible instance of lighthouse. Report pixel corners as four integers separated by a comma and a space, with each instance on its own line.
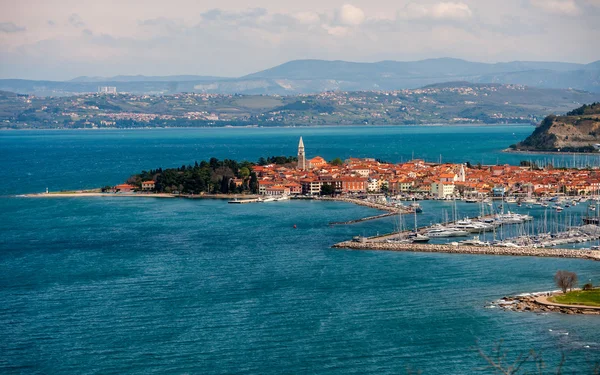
298, 137, 306, 171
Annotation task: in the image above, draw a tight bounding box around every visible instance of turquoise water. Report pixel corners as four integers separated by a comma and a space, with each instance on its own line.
1, 126, 599, 374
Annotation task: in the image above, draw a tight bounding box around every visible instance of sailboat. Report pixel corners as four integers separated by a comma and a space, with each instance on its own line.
408, 204, 430, 243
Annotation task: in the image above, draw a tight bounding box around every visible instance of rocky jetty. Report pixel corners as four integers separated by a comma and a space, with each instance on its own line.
491, 294, 600, 315
332, 241, 600, 261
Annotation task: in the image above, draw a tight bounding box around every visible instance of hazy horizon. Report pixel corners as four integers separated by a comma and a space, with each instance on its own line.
1, 0, 599, 80
2, 56, 600, 82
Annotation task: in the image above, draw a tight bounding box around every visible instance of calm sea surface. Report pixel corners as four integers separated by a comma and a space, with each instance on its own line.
1, 126, 599, 374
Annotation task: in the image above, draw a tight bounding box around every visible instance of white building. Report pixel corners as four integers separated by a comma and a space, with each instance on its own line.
431, 181, 455, 199
98, 86, 117, 94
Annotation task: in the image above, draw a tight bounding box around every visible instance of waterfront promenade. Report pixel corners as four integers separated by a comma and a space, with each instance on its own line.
332, 241, 600, 261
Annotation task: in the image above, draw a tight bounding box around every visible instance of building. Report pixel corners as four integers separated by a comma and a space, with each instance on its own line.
431, 181, 455, 198
300, 178, 322, 195
98, 86, 117, 94
265, 185, 290, 196
141, 181, 155, 191
298, 137, 306, 171
114, 183, 135, 193
308, 156, 327, 169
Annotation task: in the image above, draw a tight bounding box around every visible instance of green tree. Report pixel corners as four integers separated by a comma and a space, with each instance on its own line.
249, 172, 258, 194
330, 157, 343, 166
239, 167, 250, 178
321, 183, 335, 196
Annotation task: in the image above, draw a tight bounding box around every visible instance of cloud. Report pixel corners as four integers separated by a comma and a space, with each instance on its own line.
338, 4, 366, 26
0, 22, 26, 33
322, 25, 350, 36
68, 14, 86, 28
529, 0, 581, 15
294, 12, 321, 25
400, 2, 473, 21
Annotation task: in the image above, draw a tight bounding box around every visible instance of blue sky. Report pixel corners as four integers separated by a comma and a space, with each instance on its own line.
0, 0, 599, 80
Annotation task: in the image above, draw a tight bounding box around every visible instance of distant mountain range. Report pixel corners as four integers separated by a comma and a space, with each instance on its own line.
1, 58, 599, 96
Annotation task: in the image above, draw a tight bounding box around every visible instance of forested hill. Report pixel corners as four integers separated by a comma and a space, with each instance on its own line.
2, 83, 600, 129
512, 103, 600, 152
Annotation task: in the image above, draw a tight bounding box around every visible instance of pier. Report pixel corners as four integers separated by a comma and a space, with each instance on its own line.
329, 211, 398, 225
332, 241, 600, 261
228, 198, 260, 204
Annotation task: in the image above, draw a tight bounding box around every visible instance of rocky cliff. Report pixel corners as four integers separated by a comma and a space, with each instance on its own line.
513, 102, 600, 152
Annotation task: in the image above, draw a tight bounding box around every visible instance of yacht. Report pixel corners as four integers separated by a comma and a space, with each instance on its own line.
451, 218, 494, 232
276, 195, 290, 201
459, 236, 491, 246
426, 226, 469, 238
262, 196, 277, 202
408, 233, 430, 243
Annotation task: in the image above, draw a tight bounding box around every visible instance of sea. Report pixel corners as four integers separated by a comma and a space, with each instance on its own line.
1, 125, 599, 374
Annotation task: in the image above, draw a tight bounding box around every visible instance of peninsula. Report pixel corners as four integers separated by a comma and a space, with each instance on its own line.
509, 102, 600, 153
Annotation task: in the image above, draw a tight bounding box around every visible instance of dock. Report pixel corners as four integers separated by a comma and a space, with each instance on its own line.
332, 241, 600, 261
329, 211, 398, 225
228, 198, 260, 204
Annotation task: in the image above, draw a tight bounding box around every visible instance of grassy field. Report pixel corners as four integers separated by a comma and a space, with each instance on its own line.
550, 289, 600, 307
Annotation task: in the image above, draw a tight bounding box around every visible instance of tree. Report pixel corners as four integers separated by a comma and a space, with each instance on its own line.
249, 172, 258, 194
321, 183, 335, 196
239, 167, 250, 179
554, 270, 578, 293
330, 157, 343, 166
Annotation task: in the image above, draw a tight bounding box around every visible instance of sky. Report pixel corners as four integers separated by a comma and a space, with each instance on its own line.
0, 0, 599, 80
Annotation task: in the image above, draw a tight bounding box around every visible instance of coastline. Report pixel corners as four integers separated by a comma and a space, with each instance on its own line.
0, 123, 534, 131
502, 148, 600, 156
491, 291, 600, 315
23, 191, 259, 199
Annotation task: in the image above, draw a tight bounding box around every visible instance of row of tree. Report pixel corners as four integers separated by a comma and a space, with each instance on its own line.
126, 156, 295, 195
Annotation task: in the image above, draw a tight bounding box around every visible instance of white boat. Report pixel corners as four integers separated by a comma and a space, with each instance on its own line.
451, 218, 494, 232
426, 226, 469, 238
459, 236, 491, 246
262, 196, 276, 202
276, 195, 290, 201
408, 233, 430, 243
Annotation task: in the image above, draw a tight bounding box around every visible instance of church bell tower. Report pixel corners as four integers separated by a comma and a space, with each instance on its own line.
298, 137, 306, 171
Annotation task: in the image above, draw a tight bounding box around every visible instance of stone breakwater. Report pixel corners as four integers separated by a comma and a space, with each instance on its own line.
320, 197, 408, 213
491, 294, 600, 315
332, 241, 600, 261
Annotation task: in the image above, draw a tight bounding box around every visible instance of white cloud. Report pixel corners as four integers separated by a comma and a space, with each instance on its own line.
530, 0, 581, 15
338, 4, 365, 26
294, 11, 321, 25
322, 24, 350, 36
400, 2, 473, 21
430, 2, 473, 20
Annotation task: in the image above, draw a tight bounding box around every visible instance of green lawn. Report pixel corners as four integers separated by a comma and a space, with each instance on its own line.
550, 289, 600, 307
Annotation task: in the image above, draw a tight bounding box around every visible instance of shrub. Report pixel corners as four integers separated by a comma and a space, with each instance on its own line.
583, 283, 593, 291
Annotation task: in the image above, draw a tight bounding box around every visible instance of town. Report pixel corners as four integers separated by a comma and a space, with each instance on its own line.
248, 137, 600, 199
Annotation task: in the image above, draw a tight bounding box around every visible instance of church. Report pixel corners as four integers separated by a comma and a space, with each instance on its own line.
297, 137, 327, 170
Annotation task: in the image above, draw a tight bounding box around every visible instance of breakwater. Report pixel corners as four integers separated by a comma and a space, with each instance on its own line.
332, 241, 600, 261
329, 211, 398, 225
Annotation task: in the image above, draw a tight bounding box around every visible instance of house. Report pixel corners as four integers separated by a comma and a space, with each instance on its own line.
141, 180, 155, 191
340, 177, 367, 193
265, 186, 290, 196
115, 184, 135, 193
